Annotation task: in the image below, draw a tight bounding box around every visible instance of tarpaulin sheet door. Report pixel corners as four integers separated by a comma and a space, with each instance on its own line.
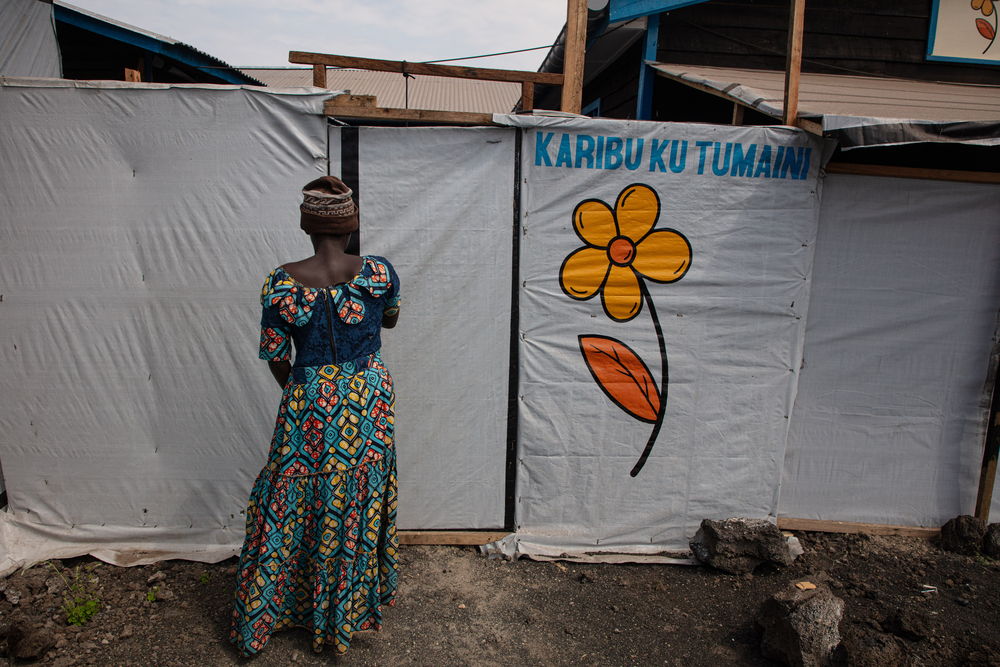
504, 115, 828, 556
781, 174, 1000, 526
329, 126, 515, 530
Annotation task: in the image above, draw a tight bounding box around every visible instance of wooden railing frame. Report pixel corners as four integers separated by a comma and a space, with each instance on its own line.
290, 50, 564, 117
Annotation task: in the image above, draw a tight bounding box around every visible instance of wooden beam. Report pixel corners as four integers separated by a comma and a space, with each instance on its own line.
782, 0, 805, 126
975, 353, 1000, 522
521, 81, 535, 112
290, 51, 564, 85
777, 518, 939, 538
328, 94, 377, 108
323, 103, 497, 126
312, 64, 326, 88
561, 0, 588, 114
826, 162, 1000, 185
731, 102, 744, 125
398, 531, 510, 546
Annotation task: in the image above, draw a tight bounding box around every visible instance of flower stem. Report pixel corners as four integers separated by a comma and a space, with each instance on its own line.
630, 282, 668, 477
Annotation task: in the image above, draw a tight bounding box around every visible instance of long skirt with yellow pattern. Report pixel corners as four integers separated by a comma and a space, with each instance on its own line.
230, 354, 398, 656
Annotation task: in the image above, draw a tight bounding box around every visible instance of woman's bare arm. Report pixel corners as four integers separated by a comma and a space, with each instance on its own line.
267, 360, 291, 388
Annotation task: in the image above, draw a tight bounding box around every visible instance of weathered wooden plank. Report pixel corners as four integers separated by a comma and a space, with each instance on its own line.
328, 94, 377, 108
777, 518, 939, 538
783, 0, 806, 125
290, 51, 564, 85
826, 163, 1000, 185
731, 102, 745, 125
521, 81, 535, 112
398, 531, 510, 546
561, 0, 588, 114
975, 353, 1000, 522
323, 103, 497, 126
312, 64, 326, 88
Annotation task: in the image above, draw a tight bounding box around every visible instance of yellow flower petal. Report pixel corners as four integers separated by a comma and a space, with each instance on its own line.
633, 229, 692, 283
985, 0, 994, 15
601, 265, 643, 322
573, 199, 617, 247
973, 0, 984, 8
614, 184, 659, 242
560, 246, 610, 300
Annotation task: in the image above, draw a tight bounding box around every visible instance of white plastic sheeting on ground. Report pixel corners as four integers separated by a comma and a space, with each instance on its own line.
0, 79, 330, 574
329, 126, 515, 529
0, 0, 61, 78
781, 174, 1000, 526
499, 115, 830, 556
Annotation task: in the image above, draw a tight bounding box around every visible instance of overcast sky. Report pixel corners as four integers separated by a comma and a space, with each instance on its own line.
65, 0, 568, 71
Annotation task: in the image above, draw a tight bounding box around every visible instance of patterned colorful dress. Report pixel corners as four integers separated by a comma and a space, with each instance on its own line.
231, 255, 401, 656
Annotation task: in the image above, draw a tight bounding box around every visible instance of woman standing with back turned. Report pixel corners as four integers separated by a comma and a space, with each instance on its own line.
230, 176, 401, 656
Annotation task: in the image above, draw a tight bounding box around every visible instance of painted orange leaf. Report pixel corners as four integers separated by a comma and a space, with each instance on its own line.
977, 18, 995, 39
579, 335, 661, 423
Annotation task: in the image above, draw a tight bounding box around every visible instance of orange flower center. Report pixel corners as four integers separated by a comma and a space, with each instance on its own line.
608, 236, 636, 266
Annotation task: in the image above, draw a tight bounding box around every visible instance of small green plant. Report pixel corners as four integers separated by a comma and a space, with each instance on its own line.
65, 597, 100, 626
48, 562, 101, 626
198, 572, 210, 585
146, 585, 159, 602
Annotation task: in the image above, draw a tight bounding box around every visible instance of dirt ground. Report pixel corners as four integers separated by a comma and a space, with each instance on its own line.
0, 532, 998, 666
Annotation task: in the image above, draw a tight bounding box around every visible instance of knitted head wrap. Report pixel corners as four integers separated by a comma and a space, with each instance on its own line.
299, 175, 359, 235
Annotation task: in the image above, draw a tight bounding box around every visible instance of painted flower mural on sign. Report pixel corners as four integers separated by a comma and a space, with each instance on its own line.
973, 0, 998, 52
559, 184, 691, 476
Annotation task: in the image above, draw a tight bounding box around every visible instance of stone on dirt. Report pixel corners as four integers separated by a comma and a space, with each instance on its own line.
146, 571, 167, 585
6, 623, 56, 660
983, 523, 1000, 559
840, 627, 904, 667
885, 606, 931, 641
939, 515, 986, 555
0, 580, 29, 605
755, 580, 844, 667
690, 518, 796, 574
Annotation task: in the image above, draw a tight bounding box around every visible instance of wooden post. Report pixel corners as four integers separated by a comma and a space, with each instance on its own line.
312, 64, 327, 88
975, 354, 1000, 522
521, 81, 535, 112
561, 0, 587, 114
731, 102, 745, 125
782, 0, 805, 126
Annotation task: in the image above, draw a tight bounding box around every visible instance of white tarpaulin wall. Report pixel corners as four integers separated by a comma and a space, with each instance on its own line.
501, 115, 829, 556
781, 174, 1000, 525
0, 83, 516, 573
2, 82, 997, 570
328, 126, 514, 530
0, 0, 61, 78
0, 79, 331, 572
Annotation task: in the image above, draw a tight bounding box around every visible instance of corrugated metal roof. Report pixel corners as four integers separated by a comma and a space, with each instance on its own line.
240, 67, 521, 113
649, 62, 1000, 122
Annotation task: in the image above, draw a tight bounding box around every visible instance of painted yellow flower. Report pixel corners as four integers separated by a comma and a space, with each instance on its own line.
973, 0, 994, 15
559, 184, 691, 322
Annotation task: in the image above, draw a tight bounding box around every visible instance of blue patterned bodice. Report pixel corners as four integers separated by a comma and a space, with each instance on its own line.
258, 255, 401, 367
